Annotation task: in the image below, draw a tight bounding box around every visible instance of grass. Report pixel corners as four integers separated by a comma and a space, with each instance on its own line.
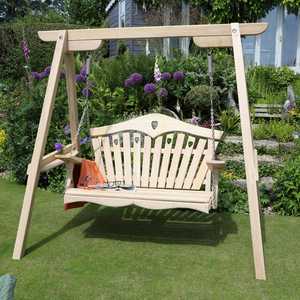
0, 179, 300, 300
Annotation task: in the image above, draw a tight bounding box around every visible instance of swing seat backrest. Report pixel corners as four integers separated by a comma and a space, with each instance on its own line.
90, 113, 223, 190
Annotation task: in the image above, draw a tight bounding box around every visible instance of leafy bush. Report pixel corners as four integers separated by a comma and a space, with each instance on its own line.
0, 20, 88, 81
184, 84, 219, 118
273, 155, 300, 216
218, 177, 249, 213
253, 120, 296, 142
219, 109, 240, 134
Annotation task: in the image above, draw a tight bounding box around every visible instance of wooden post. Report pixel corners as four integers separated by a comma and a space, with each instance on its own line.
231, 23, 266, 280
64, 52, 79, 150
12, 31, 68, 260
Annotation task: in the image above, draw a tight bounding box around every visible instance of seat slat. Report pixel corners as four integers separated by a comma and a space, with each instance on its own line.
157, 133, 174, 188
174, 136, 195, 189
183, 139, 206, 189
112, 134, 123, 182
123, 132, 132, 185
102, 136, 115, 182
149, 136, 163, 188
133, 132, 141, 186
141, 135, 152, 187
65, 187, 212, 203
166, 133, 185, 188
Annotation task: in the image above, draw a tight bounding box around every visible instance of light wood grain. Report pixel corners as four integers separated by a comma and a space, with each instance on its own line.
232, 23, 266, 280
38, 23, 268, 42
13, 31, 68, 260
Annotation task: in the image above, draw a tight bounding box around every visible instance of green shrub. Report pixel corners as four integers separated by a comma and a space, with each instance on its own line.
273, 155, 300, 216
0, 21, 89, 81
184, 84, 219, 118
219, 109, 240, 134
218, 177, 249, 213
253, 120, 296, 142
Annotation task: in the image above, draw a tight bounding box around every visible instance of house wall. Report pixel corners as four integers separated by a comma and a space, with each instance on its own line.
108, 0, 146, 56
243, 6, 300, 72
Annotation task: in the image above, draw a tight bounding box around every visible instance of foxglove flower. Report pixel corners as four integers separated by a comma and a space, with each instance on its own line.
154, 58, 161, 82
21, 40, 30, 63
144, 83, 156, 94
173, 71, 184, 81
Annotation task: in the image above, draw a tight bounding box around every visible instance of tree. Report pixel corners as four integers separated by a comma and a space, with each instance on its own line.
64, 0, 110, 26
0, 0, 65, 22
136, 0, 300, 23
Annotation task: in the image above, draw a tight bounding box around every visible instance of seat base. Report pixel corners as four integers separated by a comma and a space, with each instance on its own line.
64, 188, 213, 213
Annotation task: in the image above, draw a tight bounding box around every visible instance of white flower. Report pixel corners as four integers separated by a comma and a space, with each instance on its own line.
154, 57, 161, 82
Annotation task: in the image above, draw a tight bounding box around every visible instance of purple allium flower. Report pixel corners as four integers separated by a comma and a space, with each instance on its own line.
161, 72, 171, 80
157, 88, 168, 98
82, 87, 93, 97
54, 143, 64, 152
144, 83, 156, 94
124, 78, 134, 87
129, 72, 143, 84
60, 71, 65, 79
31, 72, 41, 80
173, 71, 184, 81
21, 40, 30, 63
80, 136, 91, 145
64, 124, 71, 135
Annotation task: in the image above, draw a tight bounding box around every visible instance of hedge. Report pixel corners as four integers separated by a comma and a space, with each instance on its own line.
0, 21, 89, 81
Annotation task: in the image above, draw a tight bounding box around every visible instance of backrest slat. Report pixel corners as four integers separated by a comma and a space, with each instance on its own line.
102, 136, 115, 182
174, 136, 195, 189
157, 133, 174, 188
133, 132, 141, 186
141, 135, 152, 187
149, 136, 163, 188
92, 137, 106, 178
166, 133, 185, 188
122, 132, 132, 185
112, 134, 123, 182
182, 139, 206, 189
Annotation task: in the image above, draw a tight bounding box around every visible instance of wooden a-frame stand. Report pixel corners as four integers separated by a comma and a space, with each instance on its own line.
13, 23, 267, 280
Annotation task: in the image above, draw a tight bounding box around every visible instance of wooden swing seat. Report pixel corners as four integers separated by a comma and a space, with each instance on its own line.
63, 113, 224, 213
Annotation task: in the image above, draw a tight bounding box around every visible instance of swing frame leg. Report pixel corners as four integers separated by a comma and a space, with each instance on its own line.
231, 23, 266, 280
12, 31, 68, 260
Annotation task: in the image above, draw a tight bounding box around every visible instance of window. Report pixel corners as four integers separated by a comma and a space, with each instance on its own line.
119, 0, 126, 27
282, 9, 299, 66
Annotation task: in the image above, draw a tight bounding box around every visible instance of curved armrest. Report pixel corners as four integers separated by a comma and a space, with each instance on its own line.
206, 160, 225, 171
55, 152, 83, 165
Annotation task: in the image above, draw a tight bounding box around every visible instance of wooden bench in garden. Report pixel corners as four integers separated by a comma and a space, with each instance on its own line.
252, 104, 282, 118
63, 113, 224, 213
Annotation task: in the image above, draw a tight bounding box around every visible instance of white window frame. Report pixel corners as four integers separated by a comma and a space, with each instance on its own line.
254, 6, 300, 73
118, 0, 126, 28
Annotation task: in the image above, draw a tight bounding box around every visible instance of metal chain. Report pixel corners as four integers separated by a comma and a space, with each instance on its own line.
208, 50, 218, 207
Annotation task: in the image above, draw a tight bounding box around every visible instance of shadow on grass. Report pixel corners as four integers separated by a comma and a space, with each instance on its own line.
26, 204, 238, 255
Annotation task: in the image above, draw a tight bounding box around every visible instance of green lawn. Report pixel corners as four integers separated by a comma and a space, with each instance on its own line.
0, 179, 299, 300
